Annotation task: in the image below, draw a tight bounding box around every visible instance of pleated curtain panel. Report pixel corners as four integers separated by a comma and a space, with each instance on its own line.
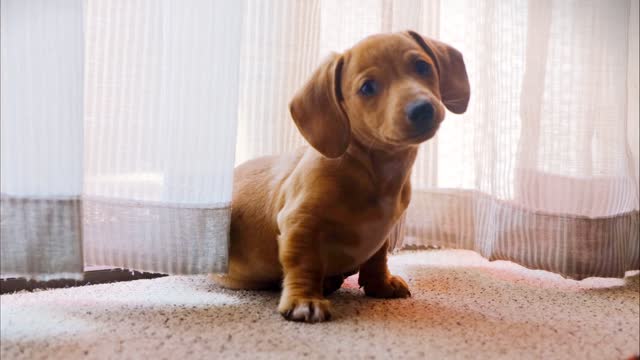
1, 0, 638, 281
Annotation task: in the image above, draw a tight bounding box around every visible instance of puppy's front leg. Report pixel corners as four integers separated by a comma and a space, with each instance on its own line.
278, 228, 331, 323
358, 240, 411, 298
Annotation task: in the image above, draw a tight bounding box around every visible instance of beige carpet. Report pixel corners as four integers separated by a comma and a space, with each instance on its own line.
1, 250, 639, 360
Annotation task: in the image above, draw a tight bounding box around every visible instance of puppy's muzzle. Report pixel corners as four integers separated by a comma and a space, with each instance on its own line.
405, 99, 435, 132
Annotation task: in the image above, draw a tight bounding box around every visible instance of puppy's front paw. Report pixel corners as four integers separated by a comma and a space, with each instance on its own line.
278, 296, 332, 323
363, 275, 411, 298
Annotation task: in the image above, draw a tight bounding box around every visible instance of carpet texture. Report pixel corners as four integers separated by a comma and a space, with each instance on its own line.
1, 250, 639, 359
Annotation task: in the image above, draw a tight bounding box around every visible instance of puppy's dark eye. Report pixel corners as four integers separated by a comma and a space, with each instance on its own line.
359, 80, 378, 97
415, 59, 431, 76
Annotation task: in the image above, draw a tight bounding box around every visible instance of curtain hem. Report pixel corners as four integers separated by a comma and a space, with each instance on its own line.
1, 195, 230, 280
1, 195, 84, 280
390, 189, 639, 280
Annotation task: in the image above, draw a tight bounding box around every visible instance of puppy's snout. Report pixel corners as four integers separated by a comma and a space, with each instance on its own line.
405, 99, 435, 130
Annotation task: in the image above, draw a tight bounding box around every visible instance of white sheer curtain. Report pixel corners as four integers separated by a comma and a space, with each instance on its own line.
1, 0, 85, 279
2, 0, 638, 280
403, 0, 639, 279
1, 0, 242, 279
235, 0, 639, 279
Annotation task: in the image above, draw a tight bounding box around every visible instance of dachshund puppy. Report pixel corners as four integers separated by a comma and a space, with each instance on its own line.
213, 31, 470, 322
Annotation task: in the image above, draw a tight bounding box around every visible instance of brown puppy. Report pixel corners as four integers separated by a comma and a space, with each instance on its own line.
213, 31, 470, 322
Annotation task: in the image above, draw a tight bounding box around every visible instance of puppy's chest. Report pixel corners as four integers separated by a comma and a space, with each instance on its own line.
326, 195, 406, 273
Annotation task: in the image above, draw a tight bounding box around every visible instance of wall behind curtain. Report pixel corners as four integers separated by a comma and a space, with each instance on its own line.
233, 0, 639, 279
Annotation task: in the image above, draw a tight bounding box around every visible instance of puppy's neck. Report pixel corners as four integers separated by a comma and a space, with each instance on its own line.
346, 139, 418, 196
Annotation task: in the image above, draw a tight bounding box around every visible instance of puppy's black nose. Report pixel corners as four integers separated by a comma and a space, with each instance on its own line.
405, 99, 435, 129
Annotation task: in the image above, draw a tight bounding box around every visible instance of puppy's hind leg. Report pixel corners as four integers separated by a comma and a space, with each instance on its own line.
209, 274, 280, 291
209, 259, 281, 291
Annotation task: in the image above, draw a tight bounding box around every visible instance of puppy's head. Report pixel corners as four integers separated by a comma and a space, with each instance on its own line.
290, 31, 470, 157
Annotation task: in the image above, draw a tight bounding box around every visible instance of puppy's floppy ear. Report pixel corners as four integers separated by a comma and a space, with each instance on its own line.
289, 53, 350, 158
407, 31, 470, 114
